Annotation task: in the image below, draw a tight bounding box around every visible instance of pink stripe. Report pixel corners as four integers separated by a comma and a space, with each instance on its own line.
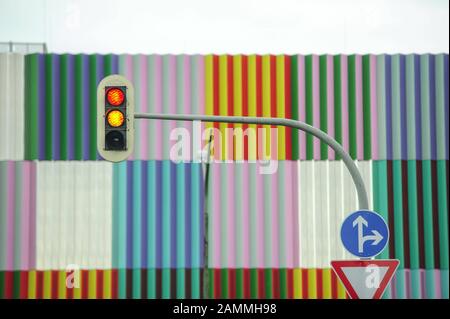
298, 55, 306, 160
255, 166, 264, 267
29, 163, 36, 269
292, 162, 300, 268
405, 269, 411, 299
6, 162, 15, 270
168, 55, 177, 159
434, 270, 442, 299
211, 164, 221, 267
341, 55, 349, 154
227, 163, 235, 268
242, 163, 250, 267
21, 162, 31, 269
284, 162, 294, 268
140, 55, 149, 159
355, 55, 364, 160
327, 55, 335, 159
197, 56, 206, 150
183, 56, 193, 160
370, 55, 379, 159
312, 55, 321, 159
124, 55, 134, 161
271, 166, 279, 268
154, 55, 163, 160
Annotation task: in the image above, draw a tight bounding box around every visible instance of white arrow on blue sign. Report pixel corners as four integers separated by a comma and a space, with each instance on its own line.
340, 210, 389, 258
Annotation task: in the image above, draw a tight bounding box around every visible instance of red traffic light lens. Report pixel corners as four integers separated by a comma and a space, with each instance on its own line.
106, 88, 125, 106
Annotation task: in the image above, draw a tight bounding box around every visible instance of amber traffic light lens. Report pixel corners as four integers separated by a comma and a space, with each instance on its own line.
106, 88, 125, 106
107, 110, 125, 127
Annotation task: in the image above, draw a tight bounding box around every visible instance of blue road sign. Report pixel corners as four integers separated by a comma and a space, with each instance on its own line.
340, 210, 389, 258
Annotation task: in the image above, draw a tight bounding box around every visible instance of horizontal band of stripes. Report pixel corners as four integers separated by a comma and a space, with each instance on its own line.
1, 269, 448, 299
20, 54, 448, 161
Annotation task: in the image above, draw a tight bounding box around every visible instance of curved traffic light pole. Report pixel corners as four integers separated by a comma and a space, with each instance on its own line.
134, 112, 370, 298
134, 112, 369, 209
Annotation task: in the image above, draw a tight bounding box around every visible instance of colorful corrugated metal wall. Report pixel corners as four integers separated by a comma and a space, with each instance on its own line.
0, 53, 449, 299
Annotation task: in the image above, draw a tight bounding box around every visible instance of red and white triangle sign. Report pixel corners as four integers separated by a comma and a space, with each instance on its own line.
331, 259, 399, 299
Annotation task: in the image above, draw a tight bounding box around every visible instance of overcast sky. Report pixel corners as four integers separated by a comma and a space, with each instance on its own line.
1, 0, 448, 54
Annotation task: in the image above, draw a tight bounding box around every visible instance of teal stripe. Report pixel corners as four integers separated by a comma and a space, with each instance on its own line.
191, 163, 201, 269
407, 161, 420, 269
132, 161, 142, 271
162, 55, 171, 158
147, 268, 156, 299
118, 268, 126, 299
147, 162, 156, 298
176, 164, 185, 298
191, 268, 200, 299
132, 268, 140, 299
406, 55, 417, 159
162, 161, 171, 298
437, 160, 449, 269
420, 55, 431, 159
425, 269, 435, 298
410, 269, 421, 299
393, 160, 405, 266
395, 269, 406, 299
442, 270, 449, 298
422, 161, 435, 268
435, 55, 446, 160
376, 55, 387, 160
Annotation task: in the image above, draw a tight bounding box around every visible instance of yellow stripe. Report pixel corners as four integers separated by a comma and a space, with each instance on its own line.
103, 270, 112, 299
307, 269, 317, 299
58, 271, 66, 299
43, 271, 52, 299
219, 55, 228, 160
322, 269, 332, 299
88, 270, 97, 299
233, 55, 243, 160
73, 270, 82, 299
293, 269, 302, 299
276, 55, 286, 160
262, 55, 271, 159
204, 55, 214, 127
247, 55, 257, 160
337, 274, 347, 299
28, 270, 36, 299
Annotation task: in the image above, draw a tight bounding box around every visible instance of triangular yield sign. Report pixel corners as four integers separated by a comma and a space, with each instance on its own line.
331, 259, 399, 299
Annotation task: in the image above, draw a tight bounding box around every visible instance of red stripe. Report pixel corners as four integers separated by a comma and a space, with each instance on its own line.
81, 270, 89, 299
284, 56, 292, 159
301, 269, 308, 299
36, 270, 43, 299
227, 55, 234, 160
287, 269, 294, 299
242, 56, 249, 160
257, 268, 265, 299
331, 268, 338, 299
316, 269, 323, 299
20, 271, 28, 299
228, 269, 236, 299
141, 269, 148, 299
4, 271, 13, 299
111, 270, 118, 299
272, 269, 280, 299
96, 270, 103, 299
243, 268, 250, 298
51, 270, 58, 299
256, 55, 263, 159
214, 269, 221, 299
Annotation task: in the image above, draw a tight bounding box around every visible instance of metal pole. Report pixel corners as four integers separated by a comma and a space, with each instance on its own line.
134, 113, 369, 209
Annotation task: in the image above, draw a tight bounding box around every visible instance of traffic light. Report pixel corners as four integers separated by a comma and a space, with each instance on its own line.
97, 75, 134, 162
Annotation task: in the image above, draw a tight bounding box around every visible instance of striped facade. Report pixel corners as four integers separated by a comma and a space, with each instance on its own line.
0, 53, 449, 299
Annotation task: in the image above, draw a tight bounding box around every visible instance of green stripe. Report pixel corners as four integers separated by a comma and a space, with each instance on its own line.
132, 269, 140, 299
147, 268, 156, 299
236, 268, 244, 299
422, 160, 435, 268
420, 55, 431, 159
250, 268, 258, 299
393, 160, 405, 266
74, 55, 83, 160
221, 269, 228, 298
104, 54, 113, 75
89, 55, 97, 160
25, 55, 39, 160
377, 55, 387, 159
437, 160, 449, 269
305, 55, 313, 159
319, 55, 328, 159
45, 54, 53, 160
348, 55, 357, 159
191, 268, 200, 299
118, 268, 126, 299
435, 55, 446, 160
372, 161, 390, 259
362, 55, 372, 159
290, 55, 299, 160
279, 269, 287, 299
60, 55, 68, 160
406, 55, 417, 159
13, 271, 20, 299
333, 55, 342, 160
407, 161, 420, 269
0, 272, 4, 298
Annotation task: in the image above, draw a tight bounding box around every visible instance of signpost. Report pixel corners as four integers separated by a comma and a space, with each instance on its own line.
332, 210, 399, 299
